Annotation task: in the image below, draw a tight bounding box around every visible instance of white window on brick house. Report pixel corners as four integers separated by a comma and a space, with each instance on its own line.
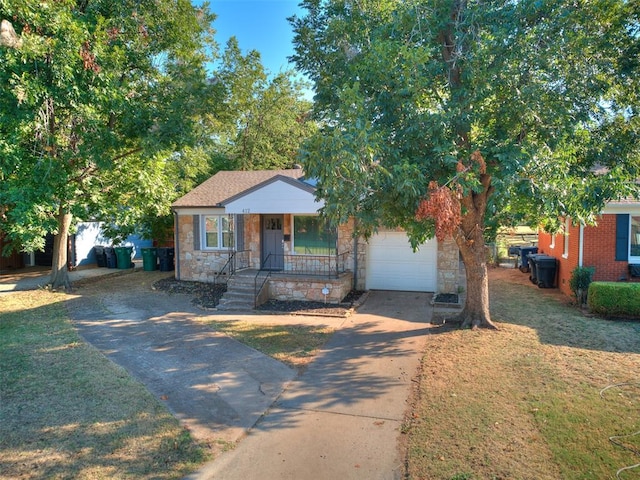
630, 215, 640, 260
563, 218, 570, 258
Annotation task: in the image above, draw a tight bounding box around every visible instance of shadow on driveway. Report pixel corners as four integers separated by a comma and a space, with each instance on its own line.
64, 272, 295, 443
64, 273, 435, 480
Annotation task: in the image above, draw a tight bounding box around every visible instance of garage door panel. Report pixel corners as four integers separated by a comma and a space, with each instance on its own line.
366, 232, 437, 292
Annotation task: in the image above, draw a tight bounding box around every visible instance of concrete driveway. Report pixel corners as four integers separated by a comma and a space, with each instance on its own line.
190, 290, 433, 480
58, 270, 433, 479
64, 271, 307, 443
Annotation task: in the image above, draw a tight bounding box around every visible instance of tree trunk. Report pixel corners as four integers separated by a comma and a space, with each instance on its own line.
453, 174, 497, 330
49, 209, 72, 291
456, 233, 496, 330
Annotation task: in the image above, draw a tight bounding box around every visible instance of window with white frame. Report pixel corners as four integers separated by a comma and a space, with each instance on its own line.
563, 218, 570, 258
630, 216, 640, 259
203, 215, 234, 249
293, 215, 337, 255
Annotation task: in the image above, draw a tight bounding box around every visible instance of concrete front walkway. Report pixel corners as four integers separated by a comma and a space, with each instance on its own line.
189, 290, 433, 480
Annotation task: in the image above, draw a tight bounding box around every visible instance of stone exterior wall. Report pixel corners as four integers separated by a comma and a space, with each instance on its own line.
284, 255, 337, 275
176, 212, 358, 291
437, 237, 460, 294
176, 210, 458, 298
175, 214, 230, 283
268, 272, 354, 303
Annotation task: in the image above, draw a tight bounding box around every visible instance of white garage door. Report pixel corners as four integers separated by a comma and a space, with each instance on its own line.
366, 231, 437, 292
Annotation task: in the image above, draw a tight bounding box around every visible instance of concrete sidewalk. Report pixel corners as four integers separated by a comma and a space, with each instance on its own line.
188, 290, 433, 480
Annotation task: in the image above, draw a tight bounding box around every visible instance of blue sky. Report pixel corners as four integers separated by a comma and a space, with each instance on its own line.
206, 0, 305, 76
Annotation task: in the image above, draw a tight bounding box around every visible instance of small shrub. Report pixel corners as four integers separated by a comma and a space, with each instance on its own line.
587, 281, 640, 316
569, 266, 595, 305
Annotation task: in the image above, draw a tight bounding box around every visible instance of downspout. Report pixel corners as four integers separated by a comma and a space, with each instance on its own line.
578, 224, 584, 267
174, 210, 180, 279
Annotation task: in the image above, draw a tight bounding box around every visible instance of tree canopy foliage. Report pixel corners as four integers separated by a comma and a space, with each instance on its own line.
0, 0, 314, 288
290, 0, 640, 328
0, 0, 218, 287
210, 37, 316, 171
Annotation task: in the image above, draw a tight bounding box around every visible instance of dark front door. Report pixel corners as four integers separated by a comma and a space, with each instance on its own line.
262, 215, 284, 270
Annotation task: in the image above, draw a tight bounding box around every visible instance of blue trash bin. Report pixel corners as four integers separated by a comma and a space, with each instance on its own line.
157, 247, 175, 271
517, 246, 538, 272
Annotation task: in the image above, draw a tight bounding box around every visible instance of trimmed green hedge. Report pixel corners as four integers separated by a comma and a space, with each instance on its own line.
588, 281, 640, 316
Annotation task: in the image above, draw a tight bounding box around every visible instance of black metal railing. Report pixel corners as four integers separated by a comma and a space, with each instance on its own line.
214, 249, 251, 284
260, 251, 350, 277
254, 268, 272, 308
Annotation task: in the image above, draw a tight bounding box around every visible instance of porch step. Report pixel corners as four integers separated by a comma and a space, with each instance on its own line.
216, 299, 254, 311
216, 273, 258, 311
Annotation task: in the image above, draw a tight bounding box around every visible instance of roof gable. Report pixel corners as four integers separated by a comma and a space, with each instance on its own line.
223, 175, 323, 214
172, 169, 307, 208
221, 174, 316, 206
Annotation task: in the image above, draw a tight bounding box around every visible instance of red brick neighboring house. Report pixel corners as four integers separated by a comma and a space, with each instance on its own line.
538, 200, 640, 297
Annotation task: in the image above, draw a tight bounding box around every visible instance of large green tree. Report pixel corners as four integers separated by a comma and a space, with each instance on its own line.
0, 0, 219, 288
291, 0, 640, 328
210, 37, 316, 171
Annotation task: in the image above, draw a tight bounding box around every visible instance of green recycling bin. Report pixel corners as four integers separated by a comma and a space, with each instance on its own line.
141, 247, 158, 271
114, 246, 134, 269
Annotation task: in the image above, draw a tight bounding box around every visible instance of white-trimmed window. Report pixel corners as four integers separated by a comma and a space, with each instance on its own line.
292, 215, 337, 255
630, 215, 640, 260
562, 218, 570, 258
550, 234, 556, 249
203, 215, 234, 249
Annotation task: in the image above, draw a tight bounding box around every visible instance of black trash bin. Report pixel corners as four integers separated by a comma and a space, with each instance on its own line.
517, 246, 538, 272
527, 253, 542, 283
94, 245, 107, 267
157, 247, 175, 271
104, 247, 117, 268
531, 255, 557, 288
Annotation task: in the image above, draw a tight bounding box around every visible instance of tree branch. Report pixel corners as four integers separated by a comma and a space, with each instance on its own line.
111, 148, 143, 162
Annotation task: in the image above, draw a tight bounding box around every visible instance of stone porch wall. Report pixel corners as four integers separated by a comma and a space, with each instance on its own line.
354, 235, 367, 291
437, 237, 459, 294
268, 272, 354, 304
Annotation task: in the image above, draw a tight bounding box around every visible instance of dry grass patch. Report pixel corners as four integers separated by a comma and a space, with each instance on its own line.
0, 290, 207, 480
202, 319, 335, 372
405, 267, 640, 480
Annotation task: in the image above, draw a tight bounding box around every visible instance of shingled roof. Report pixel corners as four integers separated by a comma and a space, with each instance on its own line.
172, 169, 307, 208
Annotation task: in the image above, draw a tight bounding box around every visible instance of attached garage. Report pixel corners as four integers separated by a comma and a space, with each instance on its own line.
365, 231, 438, 292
